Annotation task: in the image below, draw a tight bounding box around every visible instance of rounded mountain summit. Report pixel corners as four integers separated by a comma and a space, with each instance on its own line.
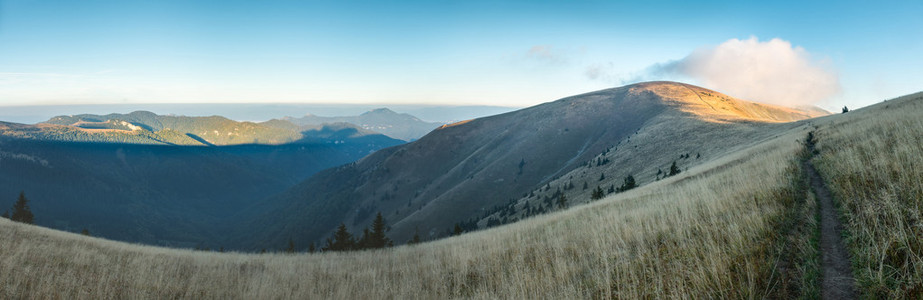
230, 81, 828, 250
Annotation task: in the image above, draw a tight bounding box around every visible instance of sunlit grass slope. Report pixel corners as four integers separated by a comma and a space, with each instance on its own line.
812, 92, 923, 298
1, 123, 810, 299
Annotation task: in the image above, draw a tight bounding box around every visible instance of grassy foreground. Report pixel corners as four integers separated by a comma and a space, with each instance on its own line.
813, 92, 923, 298
1, 124, 809, 299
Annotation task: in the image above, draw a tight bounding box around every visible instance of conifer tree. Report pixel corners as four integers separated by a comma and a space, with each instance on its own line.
619, 175, 637, 192
668, 161, 681, 177
409, 232, 422, 244
323, 223, 355, 251
453, 223, 464, 236
10, 191, 34, 224
591, 186, 604, 200
286, 238, 295, 253
357, 227, 371, 249
308, 242, 316, 253
557, 193, 568, 209
367, 212, 391, 249
81, 228, 90, 236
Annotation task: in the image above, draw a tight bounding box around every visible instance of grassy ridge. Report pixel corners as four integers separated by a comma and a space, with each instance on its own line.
813, 93, 923, 298
0, 127, 808, 298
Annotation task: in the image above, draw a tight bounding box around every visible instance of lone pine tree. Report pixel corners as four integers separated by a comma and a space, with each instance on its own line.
366, 212, 392, 249
10, 191, 34, 224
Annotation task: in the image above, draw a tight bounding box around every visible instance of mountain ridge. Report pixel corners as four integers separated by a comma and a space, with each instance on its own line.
2, 109, 421, 147
230, 81, 828, 249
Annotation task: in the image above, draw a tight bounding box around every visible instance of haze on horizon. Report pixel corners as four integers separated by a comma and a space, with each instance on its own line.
0, 0, 920, 112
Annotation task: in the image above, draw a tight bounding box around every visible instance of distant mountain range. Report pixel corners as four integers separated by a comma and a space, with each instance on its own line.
231, 81, 829, 250
0, 104, 518, 128
283, 108, 442, 141
6, 108, 441, 144
28, 110, 406, 145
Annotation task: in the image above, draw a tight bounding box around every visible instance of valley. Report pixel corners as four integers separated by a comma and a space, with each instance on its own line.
0, 110, 408, 248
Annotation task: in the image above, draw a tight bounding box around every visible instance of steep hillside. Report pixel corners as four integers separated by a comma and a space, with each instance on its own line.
234, 81, 827, 250
467, 83, 829, 231
0, 112, 814, 298
284, 108, 442, 141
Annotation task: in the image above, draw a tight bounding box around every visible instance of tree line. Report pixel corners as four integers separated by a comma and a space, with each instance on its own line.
318, 212, 394, 252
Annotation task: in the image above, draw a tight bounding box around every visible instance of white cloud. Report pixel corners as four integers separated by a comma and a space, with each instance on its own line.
625, 37, 841, 107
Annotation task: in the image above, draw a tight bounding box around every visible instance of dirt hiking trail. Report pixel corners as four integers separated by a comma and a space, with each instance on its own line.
805, 133, 857, 299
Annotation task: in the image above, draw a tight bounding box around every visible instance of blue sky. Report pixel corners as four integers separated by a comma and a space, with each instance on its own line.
0, 0, 920, 110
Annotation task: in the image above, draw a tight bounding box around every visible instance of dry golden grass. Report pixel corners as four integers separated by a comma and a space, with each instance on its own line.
637, 82, 828, 123
0, 123, 812, 299
812, 93, 923, 298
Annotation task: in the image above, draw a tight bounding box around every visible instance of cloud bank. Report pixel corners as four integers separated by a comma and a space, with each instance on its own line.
628, 37, 840, 107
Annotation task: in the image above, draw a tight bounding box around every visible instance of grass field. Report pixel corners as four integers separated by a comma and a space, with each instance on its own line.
812, 92, 923, 298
